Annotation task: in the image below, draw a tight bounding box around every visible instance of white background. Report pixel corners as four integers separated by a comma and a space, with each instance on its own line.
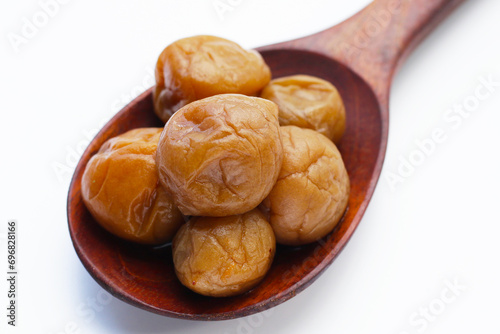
1, 0, 500, 333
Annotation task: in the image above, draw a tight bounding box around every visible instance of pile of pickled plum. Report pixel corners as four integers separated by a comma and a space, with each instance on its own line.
81, 35, 350, 297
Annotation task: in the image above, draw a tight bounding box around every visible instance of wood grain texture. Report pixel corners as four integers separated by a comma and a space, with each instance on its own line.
260, 0, 466, 107
68, 0, 465, 320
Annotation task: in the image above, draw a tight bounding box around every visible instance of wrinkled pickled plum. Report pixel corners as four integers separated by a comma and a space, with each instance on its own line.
154, 35, 271, 122
81, 128, 184, 245
156, 94, 283, 217
173, 209, 276, 297
261, 126, 350, 246
261, 75, 346, 143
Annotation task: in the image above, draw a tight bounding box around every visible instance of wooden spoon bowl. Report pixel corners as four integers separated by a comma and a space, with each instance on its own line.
68, 0, 465, 320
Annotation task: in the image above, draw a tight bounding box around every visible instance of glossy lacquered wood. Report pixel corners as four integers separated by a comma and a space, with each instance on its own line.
67, 0, 465, 320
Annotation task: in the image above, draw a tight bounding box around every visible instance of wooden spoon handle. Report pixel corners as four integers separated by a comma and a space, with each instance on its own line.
269, 0, 466, 105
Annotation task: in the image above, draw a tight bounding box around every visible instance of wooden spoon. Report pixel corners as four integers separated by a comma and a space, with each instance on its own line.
68, 0, 466, 320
